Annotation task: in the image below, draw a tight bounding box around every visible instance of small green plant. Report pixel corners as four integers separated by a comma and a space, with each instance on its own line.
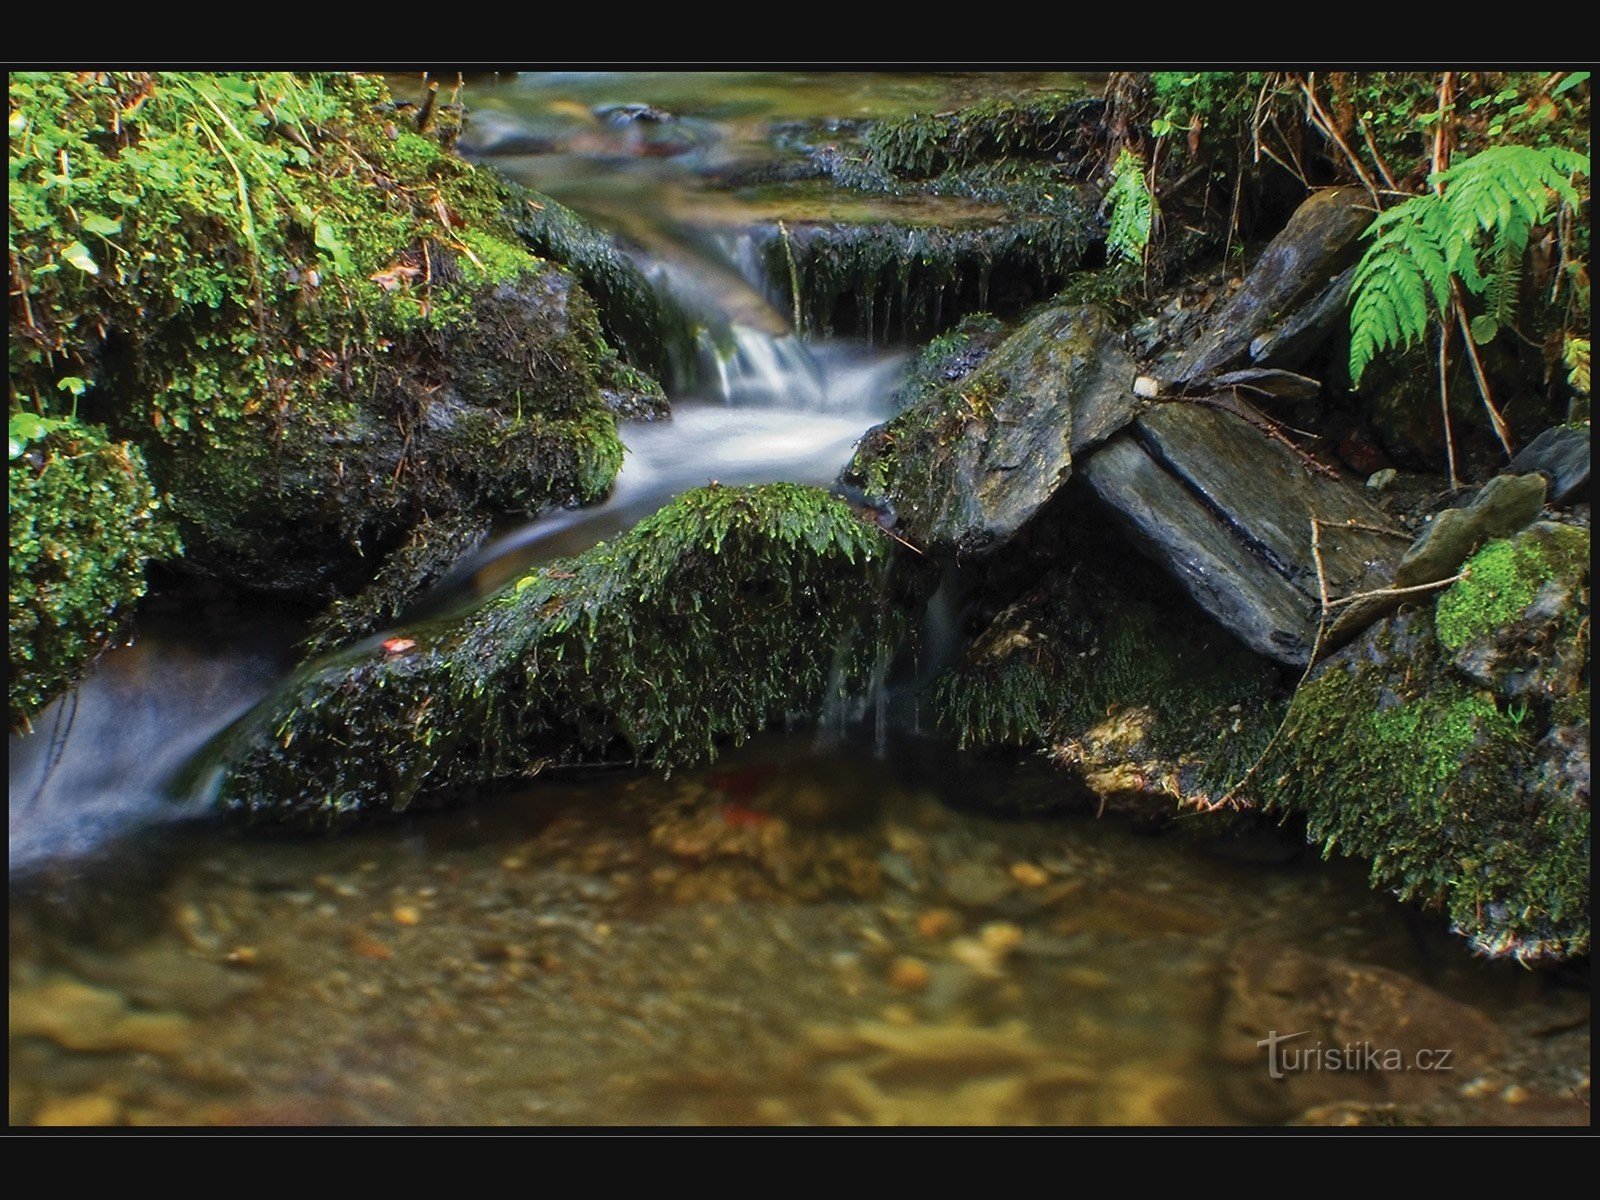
1346, 143, 1589, 476
1105, 148, 1153, 265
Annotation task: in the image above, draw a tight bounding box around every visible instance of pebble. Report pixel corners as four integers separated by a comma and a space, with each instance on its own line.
1010, 862, 1050, 888
393, 906, 421, 926
888, 957, 932, 993
916, 909, 958, 939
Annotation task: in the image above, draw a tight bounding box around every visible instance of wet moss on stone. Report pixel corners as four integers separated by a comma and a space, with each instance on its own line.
214, 485, 910, 825
1265, 606, 1589, 962
864, 93, 1103, 179
758, 203, 1096, 343
507, 191, 699, 386
9, 426, 181, 730
1434, 523, 1589, 651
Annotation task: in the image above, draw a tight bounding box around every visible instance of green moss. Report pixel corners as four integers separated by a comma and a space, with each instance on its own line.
761, 208, 1094, 341
508, 191, 698, 385
865, 92, 1102, 179
1435, 524, 1590, 650
1265, 609, 1589, 962
932, 563, 1283, 799
211, 485, 910, 824
9, 71, 639, 621
8, 423, 181, 729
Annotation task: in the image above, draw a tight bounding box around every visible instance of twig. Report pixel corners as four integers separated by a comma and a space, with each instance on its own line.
1437, 321, 1460, 491
1451, 282, 1515, 458
1357, 115, 1399, 192
1321, 572, 1466, 609
1301, 74, 1384, 210
1430, 72, 1456, 188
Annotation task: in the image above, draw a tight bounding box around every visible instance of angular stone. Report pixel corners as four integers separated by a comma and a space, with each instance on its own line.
1080, 402, 1403, 665
1247, 265, 1357, 371
1508, 425, 1590, 505
846, 303, 1139, 555
1164, 187, 1374, 389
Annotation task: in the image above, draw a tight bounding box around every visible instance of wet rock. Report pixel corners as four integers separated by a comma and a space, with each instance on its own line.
1508, 425, 1590, 505
1080, 402, 1404, 665
1163, 187, 1374, 389
1220, 939, 1506, 1119
845, 303, 1138, 554
10, 976, 190, 1054
1326, 472, 1548, 643
1366, 468, 1398, 491
1435, 521, 1589, 702
211, 486, 909, 824
1247, 265, 1357, 372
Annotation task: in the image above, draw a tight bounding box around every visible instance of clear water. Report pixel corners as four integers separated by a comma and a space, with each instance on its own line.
8, 71, 1589, 1128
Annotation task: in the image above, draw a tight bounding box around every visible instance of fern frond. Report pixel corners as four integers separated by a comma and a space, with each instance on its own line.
1106, 148, 1153, 265
1349, 144, 1589, 385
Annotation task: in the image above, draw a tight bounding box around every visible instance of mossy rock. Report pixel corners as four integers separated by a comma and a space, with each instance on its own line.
208, 485, 911, 825
756, 206, 1096, 342
8, 425, 181, 730
844, 302, 1137, 555
863, 93, 1104, 179
1265, 600, 1589, 962
9, 72, 657, 672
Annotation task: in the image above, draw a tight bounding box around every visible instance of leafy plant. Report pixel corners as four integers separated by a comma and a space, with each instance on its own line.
1105, 148, 1153, 265
1346, 143, 1589, 470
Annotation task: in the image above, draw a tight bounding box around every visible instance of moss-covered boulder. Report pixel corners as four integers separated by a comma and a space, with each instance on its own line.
209, 485, 909, 825
8, 72, 664, 703
8, 423, 181, 730
844, 302, 1138, 555
1266, 521, 1591, 961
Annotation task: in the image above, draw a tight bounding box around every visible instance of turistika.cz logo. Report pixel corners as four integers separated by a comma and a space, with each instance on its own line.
1257, 1030, 1455, 1080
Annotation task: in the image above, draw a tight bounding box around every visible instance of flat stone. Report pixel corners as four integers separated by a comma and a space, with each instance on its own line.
847, 303, 1139, 554
1081, 402, 1403, 665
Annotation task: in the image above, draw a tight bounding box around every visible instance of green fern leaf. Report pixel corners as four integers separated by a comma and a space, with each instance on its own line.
1106, 148, 1153, 265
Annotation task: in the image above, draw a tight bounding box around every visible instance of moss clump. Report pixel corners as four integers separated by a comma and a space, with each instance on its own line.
864, 93, 1103, 179
1266, 608, 1589, 962
933, 562, 1283, 801
212, 485, 909, 825
508, 191, 698, 387
9, 423, 181, 729
1435, 524, 1590, 650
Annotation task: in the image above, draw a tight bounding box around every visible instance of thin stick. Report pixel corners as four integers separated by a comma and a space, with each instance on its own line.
1200, 517, 1332, 812
1437, 321, 1461, 491
1357, 115, 1399, 192
1321, 572, 1466, 609
1430, 72, 1455, 188
1452, 285, 1515, 457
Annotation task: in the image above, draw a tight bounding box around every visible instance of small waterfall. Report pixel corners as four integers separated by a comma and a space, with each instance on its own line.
706, 325, 827, 408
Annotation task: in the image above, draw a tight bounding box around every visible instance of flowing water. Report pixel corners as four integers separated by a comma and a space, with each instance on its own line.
8, 72, 1590, 1128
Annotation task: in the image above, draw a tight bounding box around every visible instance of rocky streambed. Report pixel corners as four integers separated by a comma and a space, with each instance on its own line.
8, 70, 1591, 1128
